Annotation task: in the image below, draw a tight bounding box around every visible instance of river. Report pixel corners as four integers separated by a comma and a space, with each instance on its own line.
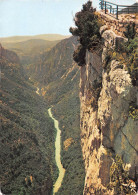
35, 87, 65, 194
48, 108, 65, 195
0, 89, 65, 194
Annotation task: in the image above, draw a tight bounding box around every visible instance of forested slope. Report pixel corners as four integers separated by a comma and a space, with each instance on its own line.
0, 44, 56, 195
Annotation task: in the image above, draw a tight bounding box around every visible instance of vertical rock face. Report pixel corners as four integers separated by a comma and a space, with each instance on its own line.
80, 27, 138, 194
80, 51, 108, 194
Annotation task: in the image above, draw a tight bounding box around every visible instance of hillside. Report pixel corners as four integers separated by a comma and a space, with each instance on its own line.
23, 36, 85, 195
0, 44, 57, 194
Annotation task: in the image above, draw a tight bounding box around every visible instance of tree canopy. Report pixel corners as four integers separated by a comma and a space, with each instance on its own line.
69, 0, 102, 66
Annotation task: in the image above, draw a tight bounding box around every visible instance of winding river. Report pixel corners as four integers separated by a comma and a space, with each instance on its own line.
0, 89, 65, 194
48, 108, 65, 195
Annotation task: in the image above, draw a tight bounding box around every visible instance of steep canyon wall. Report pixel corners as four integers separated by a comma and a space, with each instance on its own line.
80, 26, 138, 194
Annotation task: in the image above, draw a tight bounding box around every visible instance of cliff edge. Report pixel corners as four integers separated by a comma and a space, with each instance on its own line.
80, 26, 138, 194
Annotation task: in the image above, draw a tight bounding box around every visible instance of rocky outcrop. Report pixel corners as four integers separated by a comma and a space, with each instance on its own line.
80, 27, 138, 194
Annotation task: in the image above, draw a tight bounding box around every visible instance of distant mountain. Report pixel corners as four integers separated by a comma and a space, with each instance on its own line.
0, 34, 71, 67
2, 38, 60, 60
0, 34, 71, 43
1, 38, 63, 66
0, 44, 56, 194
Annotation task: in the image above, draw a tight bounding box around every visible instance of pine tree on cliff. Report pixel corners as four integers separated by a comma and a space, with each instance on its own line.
69, 0, 102, 66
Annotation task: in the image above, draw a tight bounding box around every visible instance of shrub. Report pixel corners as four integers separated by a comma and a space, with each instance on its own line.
73, 45, 86, 66
104, 32, 137, 86
123, 23, 136, 41
108, 155, 136, 194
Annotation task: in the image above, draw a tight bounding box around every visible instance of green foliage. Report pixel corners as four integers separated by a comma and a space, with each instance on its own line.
108, 155, 134, 194
103, 32, 137, 86
115, 37, 138, 86
121, 24, 137, 85
123, 23, 136, 40
69, 0, 102, 66
125, 38, 138, 86
73, 44, 86, 66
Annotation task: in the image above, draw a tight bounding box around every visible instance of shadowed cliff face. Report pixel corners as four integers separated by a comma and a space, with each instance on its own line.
0, 43, 20, 65
80, 27, 138, 194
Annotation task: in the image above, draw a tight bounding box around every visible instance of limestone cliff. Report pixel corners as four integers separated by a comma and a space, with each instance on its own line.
80, 27, 138, 194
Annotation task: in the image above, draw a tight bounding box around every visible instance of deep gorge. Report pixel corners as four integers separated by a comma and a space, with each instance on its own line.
0, 1, 137, 194
0, 35, 85, 195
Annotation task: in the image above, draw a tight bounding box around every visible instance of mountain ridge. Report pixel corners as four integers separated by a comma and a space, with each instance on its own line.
2, 39, 60, 57
0, 34, 71, 43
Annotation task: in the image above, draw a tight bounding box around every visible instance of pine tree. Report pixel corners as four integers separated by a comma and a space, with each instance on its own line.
69, 1, 102, 66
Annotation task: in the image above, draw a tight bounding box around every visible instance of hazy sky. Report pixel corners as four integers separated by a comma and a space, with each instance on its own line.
0, 0, 136, 37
